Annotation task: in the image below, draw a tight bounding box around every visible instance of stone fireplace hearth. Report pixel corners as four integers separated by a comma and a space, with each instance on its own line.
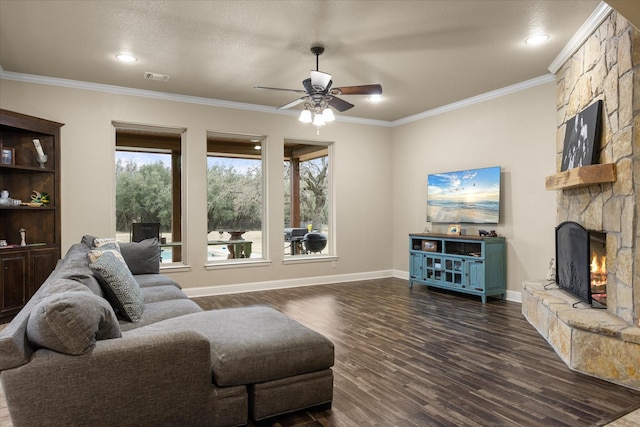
522, 9, 640, 391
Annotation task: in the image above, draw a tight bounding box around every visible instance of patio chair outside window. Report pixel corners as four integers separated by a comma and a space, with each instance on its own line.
131, 222, 161, 243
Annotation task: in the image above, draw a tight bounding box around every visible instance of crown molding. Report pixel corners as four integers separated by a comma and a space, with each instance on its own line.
0, 67, 391, 128
391, 74, 556, 126
548, 1, 613, 74
0, 69, 557, 129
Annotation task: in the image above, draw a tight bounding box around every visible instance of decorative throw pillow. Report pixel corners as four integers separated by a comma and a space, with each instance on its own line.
88, 249, 144, 322
120, 238, 161, 275
94, 237, 120, 249
26, 292, 121, 355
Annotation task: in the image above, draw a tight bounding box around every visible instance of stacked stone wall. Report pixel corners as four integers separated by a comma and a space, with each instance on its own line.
555, 11, 639, 325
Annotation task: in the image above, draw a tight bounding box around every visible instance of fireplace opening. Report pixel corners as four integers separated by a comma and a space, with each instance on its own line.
555, 221, 606, 308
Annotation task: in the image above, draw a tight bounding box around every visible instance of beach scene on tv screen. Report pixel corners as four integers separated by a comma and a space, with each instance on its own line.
427, 167, 500, 224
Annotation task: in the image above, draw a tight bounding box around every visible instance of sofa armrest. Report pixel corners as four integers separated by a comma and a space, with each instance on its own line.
1, 330, 217, 427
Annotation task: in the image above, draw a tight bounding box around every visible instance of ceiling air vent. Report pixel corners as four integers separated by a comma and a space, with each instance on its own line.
143, 72, 170, 82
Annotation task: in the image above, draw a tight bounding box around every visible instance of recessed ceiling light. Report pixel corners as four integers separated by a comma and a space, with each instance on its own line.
525, 34, 550, 45
116, 54, 137, 63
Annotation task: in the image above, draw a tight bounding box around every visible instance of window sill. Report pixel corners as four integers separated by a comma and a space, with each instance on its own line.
282, 255, 338, 265
204, 259, 272, 270
160, 264, 191, 273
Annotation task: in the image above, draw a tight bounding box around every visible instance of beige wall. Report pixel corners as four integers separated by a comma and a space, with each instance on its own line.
1, 77, 557, 297
0, 79, 393, 291
391, 82, 558, 296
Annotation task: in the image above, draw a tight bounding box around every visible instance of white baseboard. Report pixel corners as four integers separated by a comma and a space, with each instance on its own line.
182, 269, 522, 303
182, 270, 395, 298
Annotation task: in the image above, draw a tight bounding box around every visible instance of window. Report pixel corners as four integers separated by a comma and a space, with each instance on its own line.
284, 140, 331, 257
114, 125, 183, 264
206, 132, 264, 262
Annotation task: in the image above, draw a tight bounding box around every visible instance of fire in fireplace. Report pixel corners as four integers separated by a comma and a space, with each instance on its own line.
555, 221, 606, 308
589, 231, 607, 306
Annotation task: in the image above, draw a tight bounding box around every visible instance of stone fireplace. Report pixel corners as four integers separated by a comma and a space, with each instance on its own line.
521, 9, 640, 390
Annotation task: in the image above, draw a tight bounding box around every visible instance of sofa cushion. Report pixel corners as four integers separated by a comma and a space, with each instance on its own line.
140, 285, 188, 304
120, 238, 160, 275
42, 278, 94, 297
66, 272, 104, 297
135, 274, 181, 289
26, 292, 121, 355
81, 234, 96, 247
119, 299, 202, 332
0, 249, 96, 371
88, 249, 144, 322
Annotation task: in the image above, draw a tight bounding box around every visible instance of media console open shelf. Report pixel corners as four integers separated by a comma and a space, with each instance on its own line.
409, 233, 506, 303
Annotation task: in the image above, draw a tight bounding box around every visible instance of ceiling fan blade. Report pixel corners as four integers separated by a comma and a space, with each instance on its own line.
328, 96, 355, 112
254, 86, 307, 94
310, 70, 332, 91
278, 96, 307, 110
331, 84, 382, 96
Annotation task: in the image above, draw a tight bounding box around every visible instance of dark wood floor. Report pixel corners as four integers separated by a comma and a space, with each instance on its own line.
193, 278, 640, 427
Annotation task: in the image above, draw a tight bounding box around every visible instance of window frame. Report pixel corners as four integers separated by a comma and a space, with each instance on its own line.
112, 122, 186, 267
205, 131, 267, 265
283, 139, 335, 262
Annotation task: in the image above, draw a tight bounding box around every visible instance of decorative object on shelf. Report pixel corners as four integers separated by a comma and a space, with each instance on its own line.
19, 228, 26, 246
0, 190, 21, 207
479, 230, 497, 237
24, 202, 43, 208
561, 100, 602, 171
421, 240, 437, 252
447, 224, 461, 235
0, 240, 7, 247
30, 190, 50, 206
33, 139, 48, 168
1, 147, 14, 165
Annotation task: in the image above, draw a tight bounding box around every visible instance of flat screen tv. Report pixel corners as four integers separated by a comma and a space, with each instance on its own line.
427, 166, 501, 224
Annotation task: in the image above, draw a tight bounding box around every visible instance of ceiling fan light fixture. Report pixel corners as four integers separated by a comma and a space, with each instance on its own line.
368, 94, 383, 103
299, 109, 313, 123
322, 108, 335, 122
312, 113, 326, 126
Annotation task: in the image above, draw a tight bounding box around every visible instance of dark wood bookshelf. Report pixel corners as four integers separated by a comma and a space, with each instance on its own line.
0, 109, 63, 321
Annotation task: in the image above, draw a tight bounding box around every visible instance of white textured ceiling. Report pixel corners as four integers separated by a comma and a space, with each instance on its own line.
0, 0, 619, 122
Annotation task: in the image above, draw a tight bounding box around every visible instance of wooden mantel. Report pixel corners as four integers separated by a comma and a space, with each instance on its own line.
545, 163, 616, 190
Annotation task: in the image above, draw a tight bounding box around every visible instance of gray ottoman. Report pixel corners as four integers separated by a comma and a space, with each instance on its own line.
137, 306, 335, 422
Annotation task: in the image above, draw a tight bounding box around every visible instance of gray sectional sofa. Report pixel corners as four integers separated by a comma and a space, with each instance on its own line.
0, 236, 334, 426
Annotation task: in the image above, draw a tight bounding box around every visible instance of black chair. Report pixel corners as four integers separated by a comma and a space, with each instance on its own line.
131, 223, 161, 243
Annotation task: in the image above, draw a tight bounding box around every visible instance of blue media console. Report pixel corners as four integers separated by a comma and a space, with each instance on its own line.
409, 233, 506, 303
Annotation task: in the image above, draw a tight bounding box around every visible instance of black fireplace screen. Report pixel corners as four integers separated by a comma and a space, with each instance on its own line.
555, 221, 591, 304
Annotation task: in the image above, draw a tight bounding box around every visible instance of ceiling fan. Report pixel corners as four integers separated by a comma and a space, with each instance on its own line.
255, 46, 382, 124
